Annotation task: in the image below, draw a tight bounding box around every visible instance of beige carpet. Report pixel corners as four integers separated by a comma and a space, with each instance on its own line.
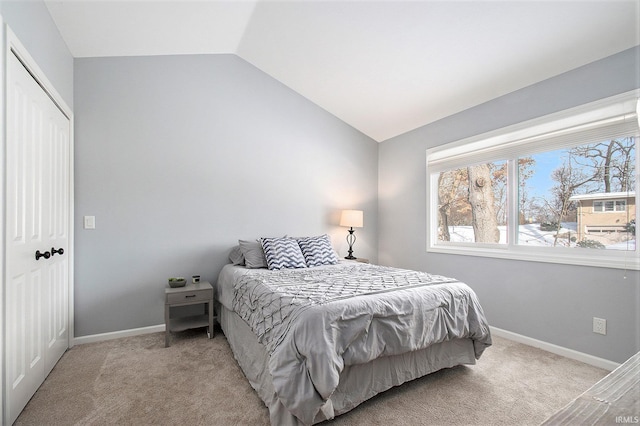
15, 328, 608, 426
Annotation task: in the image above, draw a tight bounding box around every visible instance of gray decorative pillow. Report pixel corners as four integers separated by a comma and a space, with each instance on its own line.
238, 240, 268, 269
296, 234, 339, 267
229, 245, 245, 265
260, 237, 307, 270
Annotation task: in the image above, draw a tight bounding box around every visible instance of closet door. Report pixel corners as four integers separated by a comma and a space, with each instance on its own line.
5, 48, 70, 425
42, 85, 70, 376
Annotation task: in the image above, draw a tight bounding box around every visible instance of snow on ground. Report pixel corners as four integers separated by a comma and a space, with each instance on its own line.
446, 222, 636, 250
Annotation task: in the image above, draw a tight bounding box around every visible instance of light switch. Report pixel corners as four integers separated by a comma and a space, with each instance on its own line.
84, 215, 95, 229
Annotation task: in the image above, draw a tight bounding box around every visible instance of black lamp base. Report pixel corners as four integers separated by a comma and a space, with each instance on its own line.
345, 227, 357, 260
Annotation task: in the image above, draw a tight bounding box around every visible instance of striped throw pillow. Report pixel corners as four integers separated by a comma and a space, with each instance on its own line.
297, 234, 339, 267
261, 237, 307, 270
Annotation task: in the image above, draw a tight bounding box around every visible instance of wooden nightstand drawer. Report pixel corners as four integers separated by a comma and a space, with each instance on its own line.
166, 289, 211, 304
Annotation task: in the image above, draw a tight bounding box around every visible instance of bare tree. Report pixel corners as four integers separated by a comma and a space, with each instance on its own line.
570, 138, 635, 193
491, 162, 508, 225
438, 172, 452, 241
437, 169, 469, 241
611, 138, 635, 191
548, 156, 598, 246
518, 157, 536, 224
467, 164, 500, 243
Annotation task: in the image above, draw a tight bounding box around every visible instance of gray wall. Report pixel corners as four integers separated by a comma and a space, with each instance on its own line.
0, 0, 73, 108
378, 46, 640, 364
74, 54, 378, 337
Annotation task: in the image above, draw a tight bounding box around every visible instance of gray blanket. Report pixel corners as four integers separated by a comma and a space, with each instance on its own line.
229, 263, 492, 425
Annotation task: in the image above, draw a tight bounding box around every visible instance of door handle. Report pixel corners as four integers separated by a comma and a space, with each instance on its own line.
35, 250, 51, 260
51, 247, 64, 256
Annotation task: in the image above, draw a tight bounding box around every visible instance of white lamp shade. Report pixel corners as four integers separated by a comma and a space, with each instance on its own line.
340, 210, 363, 228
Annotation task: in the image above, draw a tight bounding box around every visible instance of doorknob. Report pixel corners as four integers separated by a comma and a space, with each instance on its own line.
51, 247, 64, 256
35, 250, 50, 260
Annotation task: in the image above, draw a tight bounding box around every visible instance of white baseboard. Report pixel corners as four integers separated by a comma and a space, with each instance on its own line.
72, 324, 165, 346
72, 324, 620, 371
490, 326, 620, 371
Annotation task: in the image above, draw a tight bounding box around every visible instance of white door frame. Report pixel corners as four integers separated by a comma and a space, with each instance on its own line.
0, 13, 5, 426
2, 23, 75, 425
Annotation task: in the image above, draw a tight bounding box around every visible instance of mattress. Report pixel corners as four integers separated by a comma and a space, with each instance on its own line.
216, 262, 492, 425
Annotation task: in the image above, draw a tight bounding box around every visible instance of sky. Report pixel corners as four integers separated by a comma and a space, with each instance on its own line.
524, 150, 562, 200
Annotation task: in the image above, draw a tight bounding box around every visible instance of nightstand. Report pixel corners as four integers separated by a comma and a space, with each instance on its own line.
165, 281, 214, 347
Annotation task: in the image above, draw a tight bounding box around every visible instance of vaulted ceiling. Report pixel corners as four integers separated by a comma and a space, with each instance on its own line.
45, 0, 640, 142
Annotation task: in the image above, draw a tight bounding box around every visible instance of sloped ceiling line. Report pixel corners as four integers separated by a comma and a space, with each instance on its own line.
45, 0, 640, 142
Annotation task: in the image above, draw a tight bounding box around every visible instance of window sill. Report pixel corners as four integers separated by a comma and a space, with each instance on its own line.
428, 244, 640, 271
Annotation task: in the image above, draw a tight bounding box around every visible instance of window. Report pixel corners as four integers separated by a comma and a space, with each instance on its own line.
593, 200, 627, 212
437, 161, 507, 245
427, 91, 639, 269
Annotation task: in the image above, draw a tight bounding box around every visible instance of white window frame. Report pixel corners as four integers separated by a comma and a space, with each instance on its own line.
593, 200, 627, 213
426, 90, 640, 270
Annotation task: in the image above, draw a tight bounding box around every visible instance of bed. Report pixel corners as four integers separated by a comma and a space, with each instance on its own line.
216, 238, 491, 426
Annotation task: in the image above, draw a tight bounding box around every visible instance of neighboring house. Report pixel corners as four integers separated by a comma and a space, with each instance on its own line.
570, 192, 636, 241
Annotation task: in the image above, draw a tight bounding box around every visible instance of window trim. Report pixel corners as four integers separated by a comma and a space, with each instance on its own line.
426, 90, 640, 270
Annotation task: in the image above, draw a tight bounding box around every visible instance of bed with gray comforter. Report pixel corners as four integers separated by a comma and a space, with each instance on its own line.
216, 261, 492, 425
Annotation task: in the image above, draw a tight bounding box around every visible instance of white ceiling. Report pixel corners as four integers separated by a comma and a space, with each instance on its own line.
45, 0, 640, 142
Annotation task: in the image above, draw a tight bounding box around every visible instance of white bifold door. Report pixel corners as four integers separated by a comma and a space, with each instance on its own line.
5, 47, 71, 424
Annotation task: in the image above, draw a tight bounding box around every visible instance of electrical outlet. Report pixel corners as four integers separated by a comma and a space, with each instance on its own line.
593, 317, 607, 335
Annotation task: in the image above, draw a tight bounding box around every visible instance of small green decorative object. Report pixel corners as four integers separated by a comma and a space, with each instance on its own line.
168, 277, 186, 288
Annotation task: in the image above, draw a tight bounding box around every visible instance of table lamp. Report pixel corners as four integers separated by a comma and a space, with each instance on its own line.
340, 209, 363, 260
